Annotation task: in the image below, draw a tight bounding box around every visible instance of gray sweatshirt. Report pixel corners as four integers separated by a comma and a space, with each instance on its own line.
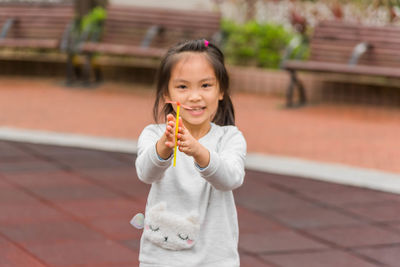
135, 122, 247, 267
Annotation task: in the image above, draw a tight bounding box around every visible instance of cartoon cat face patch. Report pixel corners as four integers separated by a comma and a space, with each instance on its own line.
143, 202, 200, 250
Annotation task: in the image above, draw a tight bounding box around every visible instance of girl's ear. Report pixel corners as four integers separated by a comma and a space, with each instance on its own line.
163, 86, 171, 102
218, 83, 224, 101
218, 91, 224, 101
163, 93, 171, 102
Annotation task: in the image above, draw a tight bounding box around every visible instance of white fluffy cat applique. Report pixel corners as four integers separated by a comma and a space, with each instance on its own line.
130, 202, 200, 250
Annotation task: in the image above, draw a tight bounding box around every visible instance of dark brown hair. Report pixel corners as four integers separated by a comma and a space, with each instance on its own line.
153, 39, 235, 126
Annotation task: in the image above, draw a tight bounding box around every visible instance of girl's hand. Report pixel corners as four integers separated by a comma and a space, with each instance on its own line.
177, 121, 210, 168
164, 114, 177, 148
177, 122, 198, 157
156, 114, 176, 159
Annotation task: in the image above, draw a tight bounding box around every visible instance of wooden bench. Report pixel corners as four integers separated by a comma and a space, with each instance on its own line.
0, 3, 73, 63
71, 5, 221, 84
281, 21, 400, 107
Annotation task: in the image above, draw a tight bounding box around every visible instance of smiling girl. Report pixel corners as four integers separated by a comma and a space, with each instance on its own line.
135, 39, 247, 267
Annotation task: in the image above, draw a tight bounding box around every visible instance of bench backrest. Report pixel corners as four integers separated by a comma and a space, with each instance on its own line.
310, 21, 400, 68
0, 4, 73, 40
100, 5, 221, 48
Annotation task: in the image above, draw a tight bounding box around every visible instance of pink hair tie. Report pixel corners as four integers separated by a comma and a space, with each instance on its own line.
204, 39, 209, 47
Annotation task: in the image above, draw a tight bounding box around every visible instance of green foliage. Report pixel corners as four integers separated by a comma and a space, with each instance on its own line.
221, 19, 302, 69
81, 6, 107, 32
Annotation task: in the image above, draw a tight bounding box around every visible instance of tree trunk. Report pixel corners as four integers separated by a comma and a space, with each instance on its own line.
245, 0, 257, 21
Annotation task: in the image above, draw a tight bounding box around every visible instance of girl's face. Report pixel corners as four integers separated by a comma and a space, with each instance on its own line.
166, 52, 223, 132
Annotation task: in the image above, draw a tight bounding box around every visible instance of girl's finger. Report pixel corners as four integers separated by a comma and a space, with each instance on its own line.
166, 114, 175, 122
165, 132, 173, 139
165, 129, 173, 137
166, 121, 175, 131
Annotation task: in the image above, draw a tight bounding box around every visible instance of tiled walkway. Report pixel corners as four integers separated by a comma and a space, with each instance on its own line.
1, 140, 400, 267
0, 77, 400, 266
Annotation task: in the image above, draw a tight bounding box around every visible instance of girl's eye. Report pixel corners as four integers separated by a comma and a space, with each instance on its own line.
178, 233, 189, 240
202, 83, 212, 88
177, 85, 187, 89
150, 225, 159, 232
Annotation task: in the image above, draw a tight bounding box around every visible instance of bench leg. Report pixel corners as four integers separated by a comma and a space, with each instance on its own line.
286, 73, 295, 107
66, 54, 75, 85
295, 74, 307, 105
82, 54, 92, 87
286, 70, 307, 107
94, 66, 103, 83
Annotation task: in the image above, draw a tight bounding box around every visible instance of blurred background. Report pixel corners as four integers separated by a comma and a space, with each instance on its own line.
1, 0, 400, 104
0, 0, 399, 175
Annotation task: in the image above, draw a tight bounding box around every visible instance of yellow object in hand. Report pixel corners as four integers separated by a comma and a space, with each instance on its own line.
173, 102, 180, 167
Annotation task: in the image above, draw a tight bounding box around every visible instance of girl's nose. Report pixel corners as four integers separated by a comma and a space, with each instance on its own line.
188, 89, 202, 101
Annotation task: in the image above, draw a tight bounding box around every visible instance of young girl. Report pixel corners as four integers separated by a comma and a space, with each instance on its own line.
135, 39, 247, 267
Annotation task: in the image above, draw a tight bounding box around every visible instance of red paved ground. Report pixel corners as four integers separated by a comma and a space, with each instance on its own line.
1, 141, 400, 267
0, 76, 400, 267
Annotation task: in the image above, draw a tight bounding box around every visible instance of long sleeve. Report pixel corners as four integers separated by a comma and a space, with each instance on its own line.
135, 124, 172, 184
138, 123, 244, 266
197, 126, 247, 191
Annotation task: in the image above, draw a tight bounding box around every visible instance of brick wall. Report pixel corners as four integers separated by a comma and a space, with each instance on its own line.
228, 65, 322, 100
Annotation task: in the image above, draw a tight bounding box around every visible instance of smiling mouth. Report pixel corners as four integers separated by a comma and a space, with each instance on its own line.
187, 107, 206, 111
186, 106, 206, 116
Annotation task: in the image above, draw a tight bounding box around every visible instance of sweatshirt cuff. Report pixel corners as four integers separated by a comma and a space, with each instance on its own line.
196, 150, 219, 178
151, 144, 173, 167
